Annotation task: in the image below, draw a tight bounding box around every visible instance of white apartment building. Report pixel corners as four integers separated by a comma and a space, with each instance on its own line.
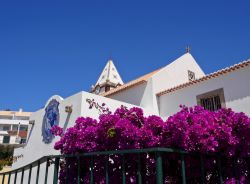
0, 109, 31, 146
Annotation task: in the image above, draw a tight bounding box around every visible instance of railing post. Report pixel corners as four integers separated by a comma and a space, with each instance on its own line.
7, 172, 11, 184
44, 158, 49, 184
181, 154, 186, 184
137, 153, 142, 184
28, 164, 32, 184
200, 155, 205, 184
13, 171, 17, 184
53, 157, 60, 184
233, 157, 239, 184
105, 156, 109, 184
217, 155, 223, 184
20, 168, 24, 184
121, 154, 126, 184
36, 160, 40, 184
90, 156, 94, 184
155, 151, 163, 184
65, 158, 69, 184
77, 156, 81, 184
2, 174, 5, 184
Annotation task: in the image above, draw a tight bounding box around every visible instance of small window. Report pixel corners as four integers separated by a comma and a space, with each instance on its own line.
19, 125, 28, 131
3, 136, 10, 144
3, 125, 10, 131
105, 86, 110, 92
188, 70, 196, 81
197, 88, 226, 111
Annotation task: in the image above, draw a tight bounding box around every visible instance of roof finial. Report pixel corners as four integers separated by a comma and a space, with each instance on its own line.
186, 45, 191, 53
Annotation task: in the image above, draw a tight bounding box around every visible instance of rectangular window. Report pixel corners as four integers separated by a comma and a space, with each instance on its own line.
19, 125, 28, 131
3, 136, 10, 144
3, 125, 10, 131
197, 88, 226, 111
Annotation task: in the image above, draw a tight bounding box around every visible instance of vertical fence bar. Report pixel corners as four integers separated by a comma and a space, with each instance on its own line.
44, 158, 49, 184
53, 157, 60, 184
137, 153, 142, 184
181, 154, 186, 184
2, 174, 5, 184
233, 157, 239, 184
20, 168, 24, 184
13, 171, 17, 184
247, 158, 250, 173
247, 158, 250, 182
217, 155, 223, 184
200, 155, 205, 184
105, 156, 109, 184
7, 172, 11, 184
121, 154, 126, 184
155, 151, 163, 184
77, 156, 81, 184
28, 164, 32, 184
36, 160, 40, 184
65, 158, 69, 184
90, 156, 94, 184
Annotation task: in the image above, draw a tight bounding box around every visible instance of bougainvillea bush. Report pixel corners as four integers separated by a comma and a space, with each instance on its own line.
52, 103, 250, 184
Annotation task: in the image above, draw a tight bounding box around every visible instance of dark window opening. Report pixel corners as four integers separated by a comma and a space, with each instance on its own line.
3, 136, 10, 144
197, 88, 226, 111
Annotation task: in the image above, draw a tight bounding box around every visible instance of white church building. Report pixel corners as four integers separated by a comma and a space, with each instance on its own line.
3, 52, 250, 183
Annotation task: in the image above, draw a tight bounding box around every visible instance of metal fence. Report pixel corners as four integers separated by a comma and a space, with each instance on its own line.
0, 147, 249, 184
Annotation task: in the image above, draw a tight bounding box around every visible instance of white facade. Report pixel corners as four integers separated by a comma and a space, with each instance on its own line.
158, 63, 250, 119
7, 53, 250, 183
103, 53, 206, 114
9, 92, 152, 184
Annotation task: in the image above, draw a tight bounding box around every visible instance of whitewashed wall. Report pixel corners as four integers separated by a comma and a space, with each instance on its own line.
139, 53, 205, 113
107, 83, 147, 106
10, 91, 150, 183
159, 65, 250, 120
151, 53, 205, 94
108, 53, 205, 114
11, 91, 150, 181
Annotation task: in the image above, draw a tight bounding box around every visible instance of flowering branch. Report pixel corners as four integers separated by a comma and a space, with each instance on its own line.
86, 98, 111, 114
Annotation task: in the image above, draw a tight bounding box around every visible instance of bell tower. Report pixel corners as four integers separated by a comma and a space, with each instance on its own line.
91, 59, 124, 94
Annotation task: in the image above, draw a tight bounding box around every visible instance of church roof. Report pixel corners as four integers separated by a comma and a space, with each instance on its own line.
101, 68, 161, 97
157, 59, 250, 96
95, 59, 123, 87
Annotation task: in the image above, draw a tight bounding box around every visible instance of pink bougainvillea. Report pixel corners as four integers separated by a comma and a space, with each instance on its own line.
53, 104, 250, 184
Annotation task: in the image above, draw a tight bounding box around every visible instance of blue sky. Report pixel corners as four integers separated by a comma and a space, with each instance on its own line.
0, 0, 249, 111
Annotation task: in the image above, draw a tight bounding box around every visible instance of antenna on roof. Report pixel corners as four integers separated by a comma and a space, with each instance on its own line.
185, 45, 191, 53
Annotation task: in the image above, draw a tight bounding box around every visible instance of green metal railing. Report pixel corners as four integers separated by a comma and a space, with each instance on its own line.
0, 147, 249, 184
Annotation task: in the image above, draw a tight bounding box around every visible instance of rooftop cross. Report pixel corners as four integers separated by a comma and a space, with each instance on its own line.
186, 46, 191, 53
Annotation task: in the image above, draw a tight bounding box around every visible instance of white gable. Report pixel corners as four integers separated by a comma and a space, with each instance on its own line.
151, 53, 205, 93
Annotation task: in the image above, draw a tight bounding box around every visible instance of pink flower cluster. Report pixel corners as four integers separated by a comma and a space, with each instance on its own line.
54, 105, 250, 183
50, 125, 63, 136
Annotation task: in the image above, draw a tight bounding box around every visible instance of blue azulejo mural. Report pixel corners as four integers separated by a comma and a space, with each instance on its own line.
42, 99, 60, 144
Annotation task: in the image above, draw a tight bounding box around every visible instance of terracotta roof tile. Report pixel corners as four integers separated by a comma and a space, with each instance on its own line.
157, 59, 250, 96
101, 68, 161, 97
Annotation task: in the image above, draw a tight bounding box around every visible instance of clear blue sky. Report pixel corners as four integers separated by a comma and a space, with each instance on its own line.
0, 0, 249, 111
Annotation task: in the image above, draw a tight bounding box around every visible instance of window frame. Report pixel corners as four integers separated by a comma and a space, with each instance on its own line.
196, 88, 226, 111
